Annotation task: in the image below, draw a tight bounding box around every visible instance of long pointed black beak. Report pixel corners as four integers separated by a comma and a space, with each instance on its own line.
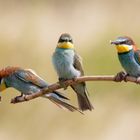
110, 40, 120, 45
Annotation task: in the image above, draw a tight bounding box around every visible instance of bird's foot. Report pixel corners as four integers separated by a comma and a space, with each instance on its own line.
11, 93, 29, 103
114, 71, 128, 82
11, 96, 22, 103
136, 77, 140, 84
72, 76, 78, 82
59, 78, 68, 90
11, 93, 23, 103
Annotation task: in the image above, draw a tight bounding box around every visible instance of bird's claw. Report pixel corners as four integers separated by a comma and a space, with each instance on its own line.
72, 77, 78, 82
114, 71, 128, 82
11, 96, 20, 104
59, 78, 68, 90
10, 94, 28, 103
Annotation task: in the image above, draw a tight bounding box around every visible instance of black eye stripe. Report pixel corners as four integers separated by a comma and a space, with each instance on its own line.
59, 38, 65, 42
69, 39, 73, 43
120, 41, 125, 44
119, 40, 132, 45
58, 38, 73, 43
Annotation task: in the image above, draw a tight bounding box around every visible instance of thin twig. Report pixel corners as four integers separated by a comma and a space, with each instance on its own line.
11, 75, 138, 104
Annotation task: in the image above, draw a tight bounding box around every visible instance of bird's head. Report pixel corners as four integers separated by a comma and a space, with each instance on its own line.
57, 33, 74, 49
111, 36, 137, 53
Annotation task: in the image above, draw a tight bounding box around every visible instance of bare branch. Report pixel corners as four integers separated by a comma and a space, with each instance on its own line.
11, 75, 138, 104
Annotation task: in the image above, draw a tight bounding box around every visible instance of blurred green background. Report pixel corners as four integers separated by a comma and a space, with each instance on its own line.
0, 0, 140, 140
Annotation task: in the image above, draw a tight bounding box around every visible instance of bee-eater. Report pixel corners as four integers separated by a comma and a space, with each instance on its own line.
52, 33, 93, 111
0, 66, 82, 113
111, 36, 140, 81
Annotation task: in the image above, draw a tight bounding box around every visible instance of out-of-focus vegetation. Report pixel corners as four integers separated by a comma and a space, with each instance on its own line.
0, 0, 140, 140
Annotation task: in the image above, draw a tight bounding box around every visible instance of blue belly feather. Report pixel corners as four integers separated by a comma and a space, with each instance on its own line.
118, 50, 140, 77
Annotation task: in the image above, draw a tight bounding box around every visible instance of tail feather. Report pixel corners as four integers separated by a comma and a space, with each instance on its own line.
52, 91, 69, 100
43, 91, 83, 114
71, 83, 94, 111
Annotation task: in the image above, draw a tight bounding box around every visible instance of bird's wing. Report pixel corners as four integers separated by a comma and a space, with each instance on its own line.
134, 49, 140, 65
72, 52, 94, 111
73, 51, 84, 76
15, 69, 47, 88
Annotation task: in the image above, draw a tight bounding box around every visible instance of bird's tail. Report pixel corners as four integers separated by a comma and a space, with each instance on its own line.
71, 83, 94, 111
43, 91, 83, 114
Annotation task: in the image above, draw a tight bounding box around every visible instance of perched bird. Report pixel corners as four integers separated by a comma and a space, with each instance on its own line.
52, 33, 93, 111
111, 36, 140, 81
0, 66, 82, 113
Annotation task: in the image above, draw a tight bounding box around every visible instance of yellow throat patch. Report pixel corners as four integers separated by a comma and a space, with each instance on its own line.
0, 80, 7, 91
116, 45, 132, 53
57, 42, 74, 49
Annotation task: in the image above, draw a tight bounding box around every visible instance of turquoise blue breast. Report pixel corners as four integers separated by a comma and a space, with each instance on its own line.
118, 50, 140, 77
